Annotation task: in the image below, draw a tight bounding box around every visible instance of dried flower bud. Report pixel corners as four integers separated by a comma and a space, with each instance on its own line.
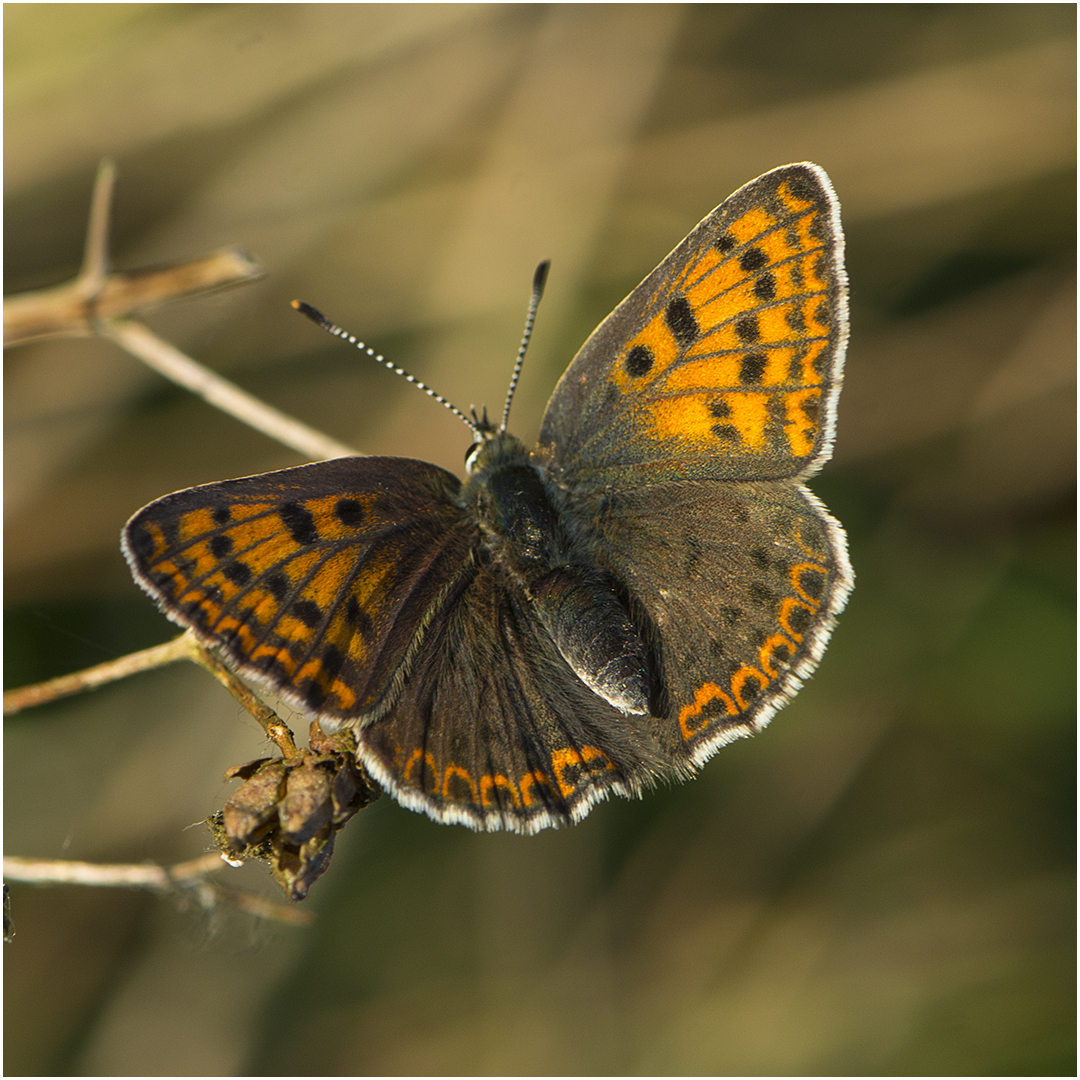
207, 722, 381, 901
273, 829, 337, 901
223, 761, 287, 847
279, 760, 332, 844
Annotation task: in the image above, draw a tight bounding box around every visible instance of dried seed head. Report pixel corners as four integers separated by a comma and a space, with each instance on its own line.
207, 723, 381, 901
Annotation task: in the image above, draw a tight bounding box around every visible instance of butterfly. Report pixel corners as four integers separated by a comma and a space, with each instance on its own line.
123, 162, 852, 834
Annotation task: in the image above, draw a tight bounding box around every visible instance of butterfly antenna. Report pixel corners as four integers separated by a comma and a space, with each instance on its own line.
500, 260, 550, 432
291, 300, 477, 434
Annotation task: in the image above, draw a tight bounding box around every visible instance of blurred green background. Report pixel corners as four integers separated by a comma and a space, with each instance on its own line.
5, 4, 1074, 1075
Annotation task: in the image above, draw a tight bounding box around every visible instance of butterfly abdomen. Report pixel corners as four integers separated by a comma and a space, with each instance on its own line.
464, 431, 650, 716
530, 567, 650, 716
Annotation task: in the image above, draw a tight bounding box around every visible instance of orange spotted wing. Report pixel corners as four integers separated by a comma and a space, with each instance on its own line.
537, 162, 852, 773
538, 162, 847, 488
124, 457, 476, 722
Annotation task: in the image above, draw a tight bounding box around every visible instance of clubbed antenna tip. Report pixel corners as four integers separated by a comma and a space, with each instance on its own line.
532, 260, 550, 298
500, 260, 551, 432
291, 299, 328, 327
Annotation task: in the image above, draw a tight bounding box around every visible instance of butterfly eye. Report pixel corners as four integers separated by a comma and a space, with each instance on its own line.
465, 441, 482, 468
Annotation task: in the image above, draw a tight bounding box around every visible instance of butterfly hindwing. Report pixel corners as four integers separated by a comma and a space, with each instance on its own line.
357, 560, 671, 832
558, 477, 853, 769
538, 163, 846, 491
123, 457, 476, 722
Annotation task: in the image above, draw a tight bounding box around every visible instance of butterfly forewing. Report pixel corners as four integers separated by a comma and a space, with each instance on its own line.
538, 163, 846, 490
123, 457, 476, 721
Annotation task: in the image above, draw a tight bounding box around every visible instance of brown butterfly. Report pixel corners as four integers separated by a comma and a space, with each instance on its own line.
124, 162, 853, 833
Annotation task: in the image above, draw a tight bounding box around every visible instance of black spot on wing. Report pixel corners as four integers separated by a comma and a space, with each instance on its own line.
740, 678, 763, 702
335, 499, 365, 527
280, 502, 318, 546
254, 652, 290, 680
785, 303, 806, 333
797, 567, 825, 600
320, 645, 345, 681
665, 296, 699, 347
786, 604, 813, 635
345, 596, 375, 640
753, 273, 777, 302
625, 345, 654, 377
128, 525, 156, 560
223, 561, 253, 587
735, 314, 760, 343
739, 247, 768, 272
185, 599, 211, 629
785, 174, 817, 203
209, 534, 233, 558
712, 424, 741, 444
265, 573, 290, 601
302, 683, 327, 711
739, 353, 767, 384
700, 692, 731, 717
292, 599, 324, 629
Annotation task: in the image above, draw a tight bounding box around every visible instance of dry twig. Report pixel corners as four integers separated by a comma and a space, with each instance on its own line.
3, 629, 299, 755
3, 632, 196, 715
3, 161, 263, 347
3, 159, 358, 459
4, 160, 373, 913
99, 317, 358, 460
3, 854, 314, 926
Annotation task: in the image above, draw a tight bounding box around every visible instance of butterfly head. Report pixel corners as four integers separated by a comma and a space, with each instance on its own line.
464, 408, 528, 477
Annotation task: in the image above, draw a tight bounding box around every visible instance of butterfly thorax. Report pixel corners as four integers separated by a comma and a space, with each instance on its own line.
460, 430, 651, 716
463, 431, 563, 568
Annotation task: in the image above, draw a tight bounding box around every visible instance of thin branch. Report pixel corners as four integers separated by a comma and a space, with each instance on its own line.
3, 632, 197, 715
4, 248, 264, 347
78, 158, 116, 297
3, 854, 314, 926
187, 642, 299, 756
4, 159, 356, 458
4, 161, 265, 347
99, 317, 359, 461
4, 631, 298, 759
4, 853, 201, 888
